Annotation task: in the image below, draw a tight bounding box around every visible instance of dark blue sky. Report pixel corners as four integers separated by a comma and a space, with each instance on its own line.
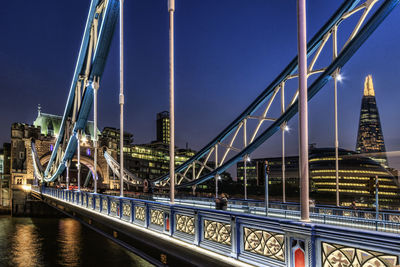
1, 1, 399, 165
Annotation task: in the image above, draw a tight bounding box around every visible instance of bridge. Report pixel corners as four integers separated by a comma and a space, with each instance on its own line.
26, 0, 400, 266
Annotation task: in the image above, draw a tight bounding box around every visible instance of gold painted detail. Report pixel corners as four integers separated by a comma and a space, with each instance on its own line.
364, 213, 383, 220
110, 201, 118, 213
88, 196, 93, 207
204, 220, 231, 245
389, 215, 400, 223
135, 206, 145, 221
95, 198, 100, 209
243, 227, 285, 262
318, 209, 333, 215
83, 196, 86, 205
123, 203, 131, 217
150, 210, 164, 226
175, 214, 195, 235
322, 242, 398, 267
102, 199, 108, 211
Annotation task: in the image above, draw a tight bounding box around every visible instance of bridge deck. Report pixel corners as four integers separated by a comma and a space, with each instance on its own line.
35, 187, 400, 267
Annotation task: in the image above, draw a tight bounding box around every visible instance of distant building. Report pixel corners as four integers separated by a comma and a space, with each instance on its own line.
156, 111, 170, 145
356, 75, 387, 166
0, 143, 11, 207
11, 107, 196, 190
33, 105, 99, 140
103, 119, 195, 181
101, 127, 134, 149
11, 107, 110, 189
3, 143, 11, 175
120, 143, 195, 180
237, 146, 400, 208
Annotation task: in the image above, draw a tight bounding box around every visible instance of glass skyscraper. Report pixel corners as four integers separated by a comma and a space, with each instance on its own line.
356, 75, 387, 166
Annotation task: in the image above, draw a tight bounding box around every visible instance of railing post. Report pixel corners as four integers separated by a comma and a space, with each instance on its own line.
285, 223, 315, 267
194, 211, 200, 246
119, 198, 123, 219
131, 201, 135, 222
107, 196, 110, 216
166, 208, 173, 236
230, 215, 239, 258
99, 195, 102, 213
145, 204, 149, 228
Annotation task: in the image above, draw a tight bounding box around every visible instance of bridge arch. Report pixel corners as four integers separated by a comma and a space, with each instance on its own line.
39, 153, 105, 185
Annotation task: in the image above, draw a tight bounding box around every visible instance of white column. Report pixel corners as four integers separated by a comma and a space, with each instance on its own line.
215, 145, 218, 198
297, 0, 310, 222
93, 83, 98, 194
333, 25, 340, 207
168, 0, 175, 204
244, 156, 247, 200
66, 161, 70, 190
281, 83, 286, 203
119, 0, 124, 197
243, 119, 247, 200
77, 132, 81, 191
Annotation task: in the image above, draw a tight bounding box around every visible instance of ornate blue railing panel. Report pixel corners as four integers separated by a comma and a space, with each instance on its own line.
37, 187, 400, 267
121, 200, 132, 222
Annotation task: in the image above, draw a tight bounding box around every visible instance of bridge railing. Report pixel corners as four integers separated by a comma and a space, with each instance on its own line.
150, 195, 400, 223
38, 187, 400, 267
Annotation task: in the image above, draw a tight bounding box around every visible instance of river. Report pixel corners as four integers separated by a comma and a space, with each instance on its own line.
0, 216, 154, 267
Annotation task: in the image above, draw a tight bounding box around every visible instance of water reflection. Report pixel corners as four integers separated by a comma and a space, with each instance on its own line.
0, 217, 153, 267
58, 219, 81, 266
11, 219, 43, 267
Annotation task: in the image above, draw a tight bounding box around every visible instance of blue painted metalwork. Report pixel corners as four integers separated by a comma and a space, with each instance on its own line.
44, 0, 101, 177
173, 0, 400, 188
37, 187, 400, 267
42, 0, 119, 182
151, 0, 361, 185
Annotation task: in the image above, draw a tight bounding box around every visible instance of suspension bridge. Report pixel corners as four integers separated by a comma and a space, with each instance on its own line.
30, 0, 400, 266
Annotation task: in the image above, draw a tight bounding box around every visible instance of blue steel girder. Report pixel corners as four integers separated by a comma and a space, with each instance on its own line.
151, 0, 399, 188
40, 0, 119, 182
103, 151, 144, 184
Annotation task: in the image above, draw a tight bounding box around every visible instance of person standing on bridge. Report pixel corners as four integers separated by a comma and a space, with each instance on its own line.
221, 193, 228, 211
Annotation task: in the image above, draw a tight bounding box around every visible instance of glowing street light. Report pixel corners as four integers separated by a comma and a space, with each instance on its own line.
336, 73, 343, 82
284, 125, 290, 132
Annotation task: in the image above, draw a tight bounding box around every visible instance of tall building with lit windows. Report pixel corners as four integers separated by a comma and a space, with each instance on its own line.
237, 146, 400, 208
308, 147, 399, 208
156, 111, 170, 145
356, 75, 387, 166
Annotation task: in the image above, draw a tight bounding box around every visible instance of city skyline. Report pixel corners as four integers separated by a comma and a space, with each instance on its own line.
1, 2, 400, 267
1, 0, 400, 162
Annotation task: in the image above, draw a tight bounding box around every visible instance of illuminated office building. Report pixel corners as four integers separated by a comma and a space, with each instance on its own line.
356, 75, 387, 166
103, 112, 195, 181
237, 146, 400, 208
156, 111, 170, 145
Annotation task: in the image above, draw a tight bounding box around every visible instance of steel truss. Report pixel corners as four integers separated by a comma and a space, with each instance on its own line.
151, 0, 399, 188
104, 151, 144, 186
32, 0, 120, 182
